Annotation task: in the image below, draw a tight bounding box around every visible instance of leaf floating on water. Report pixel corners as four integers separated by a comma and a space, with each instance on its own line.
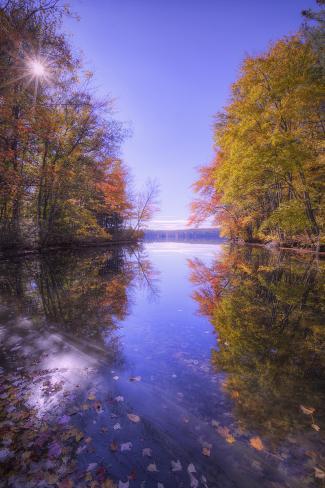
129, 376, 141, 382
171, 459, 182, 471
311, 424, 320, 431
217, 426, 235, 443
113, 376, 119, 381
115, 396, 124, 402
127, 413, 140, 423
300, 405, 315, 415
142, 447, 152, 457
113, 423, 121, 430
147, 463, 158, 472
314, 467, 325, 479
250, 436, 264, 451
187, 463, 196, 474
121, 442, 132, 452
118, 480, 129, 488
202, 447, 211, 457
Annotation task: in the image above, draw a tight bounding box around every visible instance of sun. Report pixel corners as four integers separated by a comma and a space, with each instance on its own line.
29, 59, 46, 77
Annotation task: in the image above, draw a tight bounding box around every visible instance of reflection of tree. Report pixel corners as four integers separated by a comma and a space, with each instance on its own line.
0, 246, 159, 362
188, 246, 325, 443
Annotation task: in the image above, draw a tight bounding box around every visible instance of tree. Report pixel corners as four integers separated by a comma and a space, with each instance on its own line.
0, 0, 133, 249
191, 33, 324, 250
132, 179, 160, 232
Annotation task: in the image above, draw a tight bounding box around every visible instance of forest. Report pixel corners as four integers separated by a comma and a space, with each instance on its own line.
190, 2, 324, 252
0, 0, 158, 252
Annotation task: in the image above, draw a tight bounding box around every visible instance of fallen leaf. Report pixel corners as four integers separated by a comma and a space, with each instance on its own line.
87, 463, 98, 471
311, 424, 320, 431
110, 441, 119, 452
115, 396, 124, 402
217, 425, 235, 443
48, 442, 62, 458
94, 401, 103, 413
113, 376, 119, 381
147, 463, 158, 472
118, 481, 129, 488
300, 405, 315, 415
314, 467, 325, 479
127, 413, 140, 423
211, 419, 219, 428
47, 473, 59, 485
58, 480, 74, 488
171, 460, 182, 471
129, 376, 141, 382
113, 423, 121, 430
189, 473, 199, 488
88, 393, 96, 400
142, 448, 152, 457
121, 442, 132, 452
187, 463, 196, 474
102, 480, 115, 488
202, 447, 211, 457
250, 436, 264, 451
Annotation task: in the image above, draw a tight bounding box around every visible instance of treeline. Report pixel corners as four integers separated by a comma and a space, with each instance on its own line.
0, 0, 157, 251
190, 2, 324, 251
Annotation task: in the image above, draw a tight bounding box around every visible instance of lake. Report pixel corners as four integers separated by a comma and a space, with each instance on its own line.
0, 242, 324, 488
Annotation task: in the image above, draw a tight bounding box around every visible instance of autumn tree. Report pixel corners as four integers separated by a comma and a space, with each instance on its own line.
191, 31, 324, 250
0, 0, 133, 249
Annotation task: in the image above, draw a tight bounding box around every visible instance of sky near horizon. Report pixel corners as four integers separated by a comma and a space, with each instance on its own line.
65, 0, 315, 230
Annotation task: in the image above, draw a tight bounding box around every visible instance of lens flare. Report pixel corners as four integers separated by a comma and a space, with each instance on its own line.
30, 60, 46, 77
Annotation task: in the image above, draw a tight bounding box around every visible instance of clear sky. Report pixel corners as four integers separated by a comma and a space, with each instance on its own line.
65, 0, 315, 229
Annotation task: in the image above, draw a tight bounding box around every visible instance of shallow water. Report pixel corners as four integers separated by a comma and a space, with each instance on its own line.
0, 242, 324, 487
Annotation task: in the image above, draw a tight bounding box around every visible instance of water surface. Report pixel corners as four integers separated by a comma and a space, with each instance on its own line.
0, 242, 324, 487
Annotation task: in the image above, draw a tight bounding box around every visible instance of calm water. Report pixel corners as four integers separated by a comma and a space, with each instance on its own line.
0, 242, 324, 488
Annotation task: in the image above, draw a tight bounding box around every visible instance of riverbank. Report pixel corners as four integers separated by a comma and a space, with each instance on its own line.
0, 232, 144, 260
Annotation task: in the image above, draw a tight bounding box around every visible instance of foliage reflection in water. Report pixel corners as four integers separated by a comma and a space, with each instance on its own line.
0, 243, 324, 487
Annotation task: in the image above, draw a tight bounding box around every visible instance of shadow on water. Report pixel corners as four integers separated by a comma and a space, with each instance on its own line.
0, 242, 324, 487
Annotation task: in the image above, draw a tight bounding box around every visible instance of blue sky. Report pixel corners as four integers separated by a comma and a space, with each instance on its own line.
65, 0, 315, 229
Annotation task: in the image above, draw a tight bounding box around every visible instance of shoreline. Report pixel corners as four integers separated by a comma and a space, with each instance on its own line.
0, 238, 141, 260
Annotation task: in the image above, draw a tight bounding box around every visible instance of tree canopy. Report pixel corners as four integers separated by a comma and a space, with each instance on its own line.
0, 0, 141, 250
190, 5, 324, 250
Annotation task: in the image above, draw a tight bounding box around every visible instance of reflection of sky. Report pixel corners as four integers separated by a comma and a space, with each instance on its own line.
145, 241, 224, 260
